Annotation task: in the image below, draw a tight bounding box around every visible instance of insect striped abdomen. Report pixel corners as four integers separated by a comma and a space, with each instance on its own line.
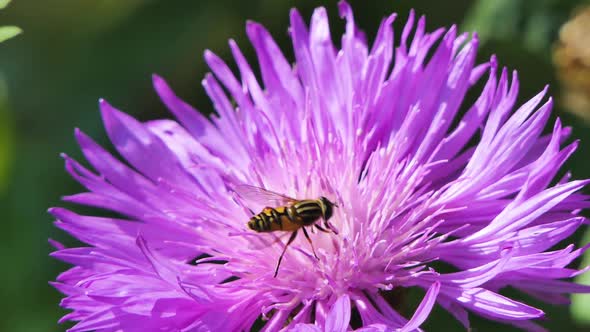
248, 206, 302, 232
247, 200, 327, 232
269, 206, 300, 231
247, 213, 270, 232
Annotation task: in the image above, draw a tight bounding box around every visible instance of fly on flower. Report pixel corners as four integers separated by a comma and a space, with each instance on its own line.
235, 185, 338, 277
51, 1, 590, 330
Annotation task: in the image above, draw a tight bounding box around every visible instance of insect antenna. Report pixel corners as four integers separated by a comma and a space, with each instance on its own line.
274, 230, 298, 278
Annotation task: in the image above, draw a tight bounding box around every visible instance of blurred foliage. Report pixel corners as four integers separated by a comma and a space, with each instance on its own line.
0, 0, 589, 331
553, 6, 590, 122
462, 0, 587, 55
0, 0, 20, 42
0, 0, 17, 191
0, 25, 21, 43
0, 0, 9, 8
0, 78, 13, 191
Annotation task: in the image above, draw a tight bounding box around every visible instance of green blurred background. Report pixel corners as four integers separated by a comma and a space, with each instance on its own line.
0, 0, 590, 331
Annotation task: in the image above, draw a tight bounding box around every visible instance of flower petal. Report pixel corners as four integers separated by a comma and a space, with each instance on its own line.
400, 282, 440, 332
324, 295, 351, 332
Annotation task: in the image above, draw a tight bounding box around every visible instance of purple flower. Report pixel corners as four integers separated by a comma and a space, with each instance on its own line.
51, 2, 590, 331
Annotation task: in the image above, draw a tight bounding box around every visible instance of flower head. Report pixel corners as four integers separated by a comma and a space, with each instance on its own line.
51, 2, 590, 331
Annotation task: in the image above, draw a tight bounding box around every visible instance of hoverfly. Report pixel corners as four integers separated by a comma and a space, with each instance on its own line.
234, 185, 338, 277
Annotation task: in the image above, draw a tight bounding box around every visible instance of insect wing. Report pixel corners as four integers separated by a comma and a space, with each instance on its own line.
233, 184, 297, 207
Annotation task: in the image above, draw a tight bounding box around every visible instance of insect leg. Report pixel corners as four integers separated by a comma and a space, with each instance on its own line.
302, 227, 319, 260
274, 230, 298, 278
314, 223, 330, 233
323, 219, 339, 235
